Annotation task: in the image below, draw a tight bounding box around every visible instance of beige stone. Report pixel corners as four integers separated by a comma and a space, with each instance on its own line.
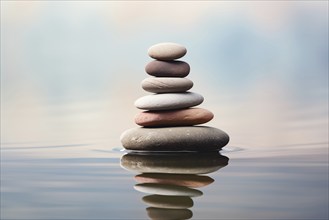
141, 77, 193, 93
148, 42, 187, 60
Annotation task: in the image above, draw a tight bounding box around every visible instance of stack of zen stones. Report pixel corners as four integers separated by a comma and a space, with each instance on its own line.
120, 42, 229, 152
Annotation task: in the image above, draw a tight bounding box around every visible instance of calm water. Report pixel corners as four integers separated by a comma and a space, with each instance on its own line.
1, 141, 328, 219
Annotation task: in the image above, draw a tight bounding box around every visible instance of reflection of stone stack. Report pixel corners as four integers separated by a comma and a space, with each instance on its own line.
121, 42, 229, 152
120, 152, 229, 220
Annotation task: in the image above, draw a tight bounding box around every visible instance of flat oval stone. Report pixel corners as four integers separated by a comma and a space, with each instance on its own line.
141, 77, 193, 93
134, 92, 203, 111
146, 207, 193, 220
120, 126, 229, 152
143, 195, 193, 209
120, 152, 229, 174
135, 173, 214, 188
145, 60, 190, 77
135, 108, 213, 127
148, 42, 187, 60
134, 183, 203, 197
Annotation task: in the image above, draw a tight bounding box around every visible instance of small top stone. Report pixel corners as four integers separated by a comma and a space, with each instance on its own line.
148, 42, 187, 61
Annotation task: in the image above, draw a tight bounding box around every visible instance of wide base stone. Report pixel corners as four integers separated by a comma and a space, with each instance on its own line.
120, 126, 229, 152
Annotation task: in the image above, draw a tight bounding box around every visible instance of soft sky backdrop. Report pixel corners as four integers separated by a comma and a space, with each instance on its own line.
1, 1, 328, 150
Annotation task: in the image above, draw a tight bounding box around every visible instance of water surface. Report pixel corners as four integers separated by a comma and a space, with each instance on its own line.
1, 142, 328, 219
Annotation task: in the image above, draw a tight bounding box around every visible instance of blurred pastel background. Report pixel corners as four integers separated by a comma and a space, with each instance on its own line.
1, 1, 328, 150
